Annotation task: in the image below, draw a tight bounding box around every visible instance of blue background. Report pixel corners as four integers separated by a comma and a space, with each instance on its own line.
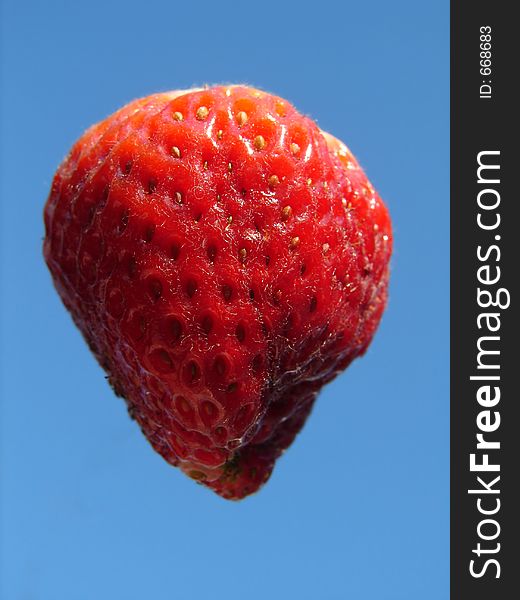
1, 1, 449, 598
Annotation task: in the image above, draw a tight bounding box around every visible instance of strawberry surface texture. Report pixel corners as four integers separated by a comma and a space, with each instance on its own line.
43, 85, 392, 499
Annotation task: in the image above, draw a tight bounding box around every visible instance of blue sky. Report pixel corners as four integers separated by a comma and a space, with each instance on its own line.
1, 1, 449, 598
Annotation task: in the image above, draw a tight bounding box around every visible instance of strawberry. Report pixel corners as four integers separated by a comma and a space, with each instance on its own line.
43, 85, 392, 500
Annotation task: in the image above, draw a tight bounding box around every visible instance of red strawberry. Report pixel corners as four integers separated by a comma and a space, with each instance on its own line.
43, 85, 392, 500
